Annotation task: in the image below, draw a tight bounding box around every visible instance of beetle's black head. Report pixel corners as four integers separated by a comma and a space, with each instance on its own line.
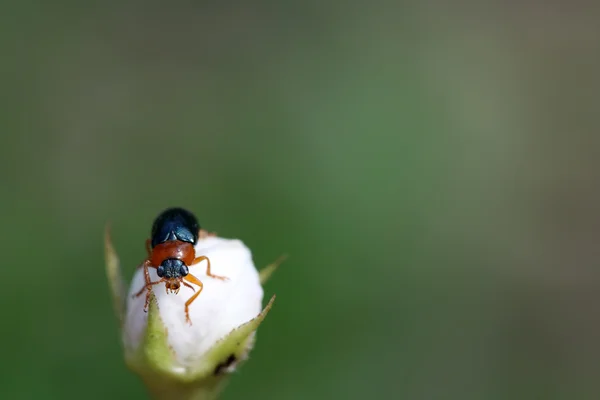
151, 207, 201, 248
157, 258, 189, 293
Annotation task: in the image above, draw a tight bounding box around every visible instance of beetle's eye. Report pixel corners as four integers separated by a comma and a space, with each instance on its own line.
179, 264, 189, 276
157, 265, 165, 277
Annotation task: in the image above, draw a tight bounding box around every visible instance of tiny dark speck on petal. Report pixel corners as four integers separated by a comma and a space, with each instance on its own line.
214, 354, 237, 375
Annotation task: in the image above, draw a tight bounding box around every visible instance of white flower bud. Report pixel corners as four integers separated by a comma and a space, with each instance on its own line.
123, 235, 264, 371
104, 226, 283, 400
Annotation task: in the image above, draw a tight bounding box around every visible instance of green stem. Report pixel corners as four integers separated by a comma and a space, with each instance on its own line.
144, 377, 229, 400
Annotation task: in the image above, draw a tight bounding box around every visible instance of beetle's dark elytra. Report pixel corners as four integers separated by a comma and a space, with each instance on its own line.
151, 207, 200, 248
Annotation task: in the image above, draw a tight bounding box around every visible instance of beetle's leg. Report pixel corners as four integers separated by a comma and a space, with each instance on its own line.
192, 255, 228, 280
183, 274, 204, 325
135, 259, 154, 289
134, 260, 158, 310
134, 279, 164, 312
136, 257, 157, 271
134, 274, 161, 298
182, 280, 196, 292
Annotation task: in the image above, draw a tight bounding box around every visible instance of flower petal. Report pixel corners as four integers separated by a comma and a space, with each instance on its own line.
186, 294, 277, 381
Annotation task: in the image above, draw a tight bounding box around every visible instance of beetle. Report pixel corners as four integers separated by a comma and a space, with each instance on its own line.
134, 207, 227, 324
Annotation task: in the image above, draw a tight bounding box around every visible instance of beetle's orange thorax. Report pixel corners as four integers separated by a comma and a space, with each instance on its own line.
151, 241, 195, 266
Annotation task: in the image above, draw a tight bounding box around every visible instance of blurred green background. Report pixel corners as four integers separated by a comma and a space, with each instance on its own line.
1, 2, 599, 399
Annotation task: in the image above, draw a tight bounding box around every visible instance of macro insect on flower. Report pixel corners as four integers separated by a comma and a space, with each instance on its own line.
135, 207, 228, 325
105, 207, 286, 400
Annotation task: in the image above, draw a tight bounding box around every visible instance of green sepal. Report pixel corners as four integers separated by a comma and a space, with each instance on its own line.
104, 223, 126, 328
259, 254, 288, 285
